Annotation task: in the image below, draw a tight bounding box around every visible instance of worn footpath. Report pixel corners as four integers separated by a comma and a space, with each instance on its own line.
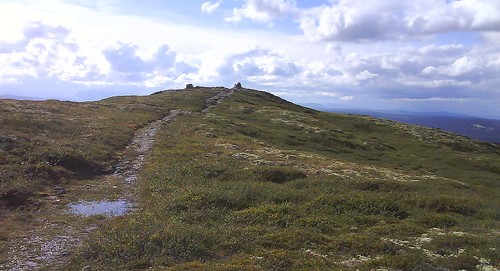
1, 89, 233, 271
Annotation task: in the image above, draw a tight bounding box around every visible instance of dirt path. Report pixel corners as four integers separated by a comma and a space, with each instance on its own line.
0, 89, 233, 271
202, 88, 233, 113
115, 109, 191, 186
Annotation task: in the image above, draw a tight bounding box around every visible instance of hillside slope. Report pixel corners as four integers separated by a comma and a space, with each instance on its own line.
324, 108, 500, 145
0, 88, 221, 268
0, 89, 217, 207
69, 88, 499, 270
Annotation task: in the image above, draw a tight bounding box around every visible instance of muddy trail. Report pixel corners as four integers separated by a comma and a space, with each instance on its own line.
1, 89, 233, 271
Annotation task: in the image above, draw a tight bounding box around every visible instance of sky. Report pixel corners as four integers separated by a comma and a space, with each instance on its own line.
0, 0, 500, 118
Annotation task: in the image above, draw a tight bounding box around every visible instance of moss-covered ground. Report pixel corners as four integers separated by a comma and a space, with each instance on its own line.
0, 88, 219, 266
62, 89, 499, 270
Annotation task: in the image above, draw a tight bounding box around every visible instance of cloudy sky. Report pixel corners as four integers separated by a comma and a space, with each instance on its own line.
1, 0, 500, 118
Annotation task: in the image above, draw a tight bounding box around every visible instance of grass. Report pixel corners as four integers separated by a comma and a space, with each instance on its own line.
0, 88, 219, 265
65, 89, 499, 270
0, 89, 217, 207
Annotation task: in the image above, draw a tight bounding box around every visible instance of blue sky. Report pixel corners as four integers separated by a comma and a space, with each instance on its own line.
1, 0, 500, 118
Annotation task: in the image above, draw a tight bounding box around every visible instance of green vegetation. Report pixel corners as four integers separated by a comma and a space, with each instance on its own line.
0, 89, 217, 207
0, 89, 218, 265
60, 89, 498, 270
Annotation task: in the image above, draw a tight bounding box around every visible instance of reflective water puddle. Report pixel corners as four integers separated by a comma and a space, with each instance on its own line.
67, 200, 131, 217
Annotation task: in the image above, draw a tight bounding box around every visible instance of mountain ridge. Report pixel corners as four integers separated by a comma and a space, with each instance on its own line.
1, 87, 498, 270
305, 106, 500, 145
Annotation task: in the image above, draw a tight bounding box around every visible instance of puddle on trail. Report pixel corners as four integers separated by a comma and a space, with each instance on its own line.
67, 200, 131, 217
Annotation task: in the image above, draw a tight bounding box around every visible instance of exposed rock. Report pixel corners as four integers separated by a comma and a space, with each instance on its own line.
215, 143, 239, 150
185, 83, 194, 89
232, 152, 261, 160
234, 82, 242, 89
199, 132, 217, 138
53, 186, 68, 196
0, 136, 16, 151
201, 88, 234, 113
410, 263, 447, 271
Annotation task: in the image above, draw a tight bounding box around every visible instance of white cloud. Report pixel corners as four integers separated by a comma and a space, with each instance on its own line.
325, 43, 343, 56
23, 21, 71, 40
201, 0, 222, 14
394, 97, 471, 102
421, 66, 437, 75
0, 20, 105, 83
447, 56, 480, 77
399, 79, 471, 88
225, 0, 296, 23
356, 70, 378, 80
406, 0, 500, 33
0, 1, 304, 90
419, 44, 465, 56
482, 32, 500, 45
298, 0, 500, 41
0, 19, 200, 88
0, 77, 20, 85
417, 50, 497, 82
214, 48, 301, 86
314, 91, 340, 97
101, 43, 199, 85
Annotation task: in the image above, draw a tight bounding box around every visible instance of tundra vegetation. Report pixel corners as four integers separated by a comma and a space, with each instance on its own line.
1, 88, 498, 270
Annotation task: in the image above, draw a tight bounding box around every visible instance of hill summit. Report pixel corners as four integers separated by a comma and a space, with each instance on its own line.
1, 87, 499, 270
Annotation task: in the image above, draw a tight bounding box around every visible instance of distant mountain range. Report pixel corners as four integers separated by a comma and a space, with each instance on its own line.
317, 107, 500, 144
0, 94, 43, 100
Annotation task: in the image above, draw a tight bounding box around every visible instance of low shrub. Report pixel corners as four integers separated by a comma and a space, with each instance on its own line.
417, 213, 458, 228
423, 196, 479, 217
354, 180, 412, 192
259, 250, 295, 271
252, 166, 307, 184
334, 233, 398, 255
308, 193, 408, 219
